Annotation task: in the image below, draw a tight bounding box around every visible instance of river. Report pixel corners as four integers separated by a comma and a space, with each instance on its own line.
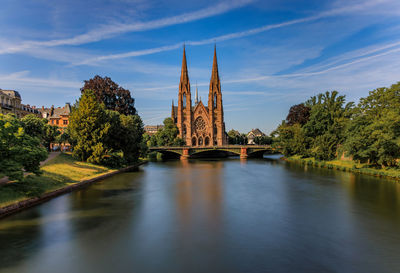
1, 155, 400, 273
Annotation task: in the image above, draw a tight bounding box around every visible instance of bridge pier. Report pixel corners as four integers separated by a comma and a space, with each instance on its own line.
240, 147, 248, 159
180, 148, 191, 160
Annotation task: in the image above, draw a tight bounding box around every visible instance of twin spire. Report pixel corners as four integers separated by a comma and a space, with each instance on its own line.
179, 44, 220, 103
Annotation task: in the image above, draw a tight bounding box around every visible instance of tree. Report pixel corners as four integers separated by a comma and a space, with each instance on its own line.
81, 75, 136, 115
303, 91, 354, 160
0, 114, 47, 181
21, 114, 47, 139
69, 89, 109, 162
42, 125, 60, 151
152, 118, 182, 146
286, 104, 311, 126
276, 122, 308, 157
344, 83, 400, 167
118, 114, 144, 163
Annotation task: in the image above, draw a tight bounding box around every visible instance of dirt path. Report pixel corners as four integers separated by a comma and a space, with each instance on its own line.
0, 152, 60, 185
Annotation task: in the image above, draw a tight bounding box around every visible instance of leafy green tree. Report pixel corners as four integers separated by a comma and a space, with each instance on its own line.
42, 124, 60, 151
276, 122, 308, 156
21, 114, 47, 139
153, 118, 181, 146
344, 83, 400, 167
118, 114, 144, 163
303, 91, 354, 160
69, 89, 109, 163
0, 114, 47, 181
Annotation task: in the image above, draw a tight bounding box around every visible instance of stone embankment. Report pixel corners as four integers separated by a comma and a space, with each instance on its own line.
0, 162, 146, 219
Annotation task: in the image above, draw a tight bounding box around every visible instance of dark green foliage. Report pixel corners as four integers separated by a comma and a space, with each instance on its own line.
254, 135, 273, 145
81, 75, 136, 115
343, 83, 400, 167
0, 114, 48, 181
149, 118, 183, 147
68, 89, 143, 166
21, 114, 60, 151
277, 82, 400, 167
43, 124, 61, 151
227, 129, 247, 145
276, 90, 353, 160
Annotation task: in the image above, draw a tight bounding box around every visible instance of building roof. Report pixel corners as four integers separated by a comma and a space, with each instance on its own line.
248, 128, 265, 137
42, 103, 71, 119
0, 89, 21, 99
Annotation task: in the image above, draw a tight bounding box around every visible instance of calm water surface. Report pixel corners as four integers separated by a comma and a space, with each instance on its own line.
1, 155, 400, 273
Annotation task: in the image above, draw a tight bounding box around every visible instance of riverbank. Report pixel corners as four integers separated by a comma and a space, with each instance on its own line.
285, 155, 400, 180
0, 153, 146, 218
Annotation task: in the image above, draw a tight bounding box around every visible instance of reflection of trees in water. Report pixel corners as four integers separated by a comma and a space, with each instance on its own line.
0, 171, 145, 271
0, 210, 42, 269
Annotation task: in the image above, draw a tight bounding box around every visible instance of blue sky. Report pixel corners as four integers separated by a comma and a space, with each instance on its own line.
1, 0, 400, 134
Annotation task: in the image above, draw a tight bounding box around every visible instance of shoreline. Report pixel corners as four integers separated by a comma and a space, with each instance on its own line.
0, 161, 147, 219
284, 156, 400, 181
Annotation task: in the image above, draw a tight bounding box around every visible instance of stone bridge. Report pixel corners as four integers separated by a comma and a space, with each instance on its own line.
149, 145, 278, 159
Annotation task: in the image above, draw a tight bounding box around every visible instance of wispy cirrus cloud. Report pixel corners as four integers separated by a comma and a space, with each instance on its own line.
70, 0, 390, 66
0, 0, 253, 55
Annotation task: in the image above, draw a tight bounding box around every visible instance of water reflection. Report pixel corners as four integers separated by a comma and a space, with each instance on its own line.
1, 157, 400, 273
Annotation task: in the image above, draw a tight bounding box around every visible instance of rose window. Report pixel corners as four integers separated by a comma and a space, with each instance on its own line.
195, 117, 206, 132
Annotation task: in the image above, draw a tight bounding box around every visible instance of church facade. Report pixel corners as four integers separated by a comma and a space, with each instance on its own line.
171, 46, 227, 147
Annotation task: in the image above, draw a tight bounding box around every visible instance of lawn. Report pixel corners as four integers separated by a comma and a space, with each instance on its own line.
0, 153, 115, 208
286, 155, 400, 180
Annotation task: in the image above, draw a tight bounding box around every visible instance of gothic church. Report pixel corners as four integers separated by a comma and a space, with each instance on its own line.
171, 46, 227, 146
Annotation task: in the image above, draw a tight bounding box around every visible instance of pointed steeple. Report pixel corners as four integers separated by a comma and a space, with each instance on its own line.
210, 44, 220, 89
180, 45, 190, 86
195, 82, 199, 105
171, 99, 175, 121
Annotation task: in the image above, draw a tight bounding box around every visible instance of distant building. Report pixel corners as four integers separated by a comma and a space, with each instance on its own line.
0, 89, 41, 117
41, 103, 72, 151
144, 125, 164, 136
41, 103, 72, 129
247, 128, 265, 145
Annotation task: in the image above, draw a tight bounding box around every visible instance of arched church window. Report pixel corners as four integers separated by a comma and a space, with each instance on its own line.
198, 137, 203, 146
183, 93, 187, 108
192, 137, 197, 146
214, 124, 217, 135
205, 137, 210, 146
213, 93, 217, 108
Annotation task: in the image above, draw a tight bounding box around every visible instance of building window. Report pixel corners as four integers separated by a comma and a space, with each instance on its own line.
63, 120, 68, 125
56, 120, 59, 125
183, 93, 187, 108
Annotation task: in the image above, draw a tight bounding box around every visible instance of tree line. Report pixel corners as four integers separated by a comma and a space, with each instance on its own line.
0, 75, 144, 181
275, 82, 400, 168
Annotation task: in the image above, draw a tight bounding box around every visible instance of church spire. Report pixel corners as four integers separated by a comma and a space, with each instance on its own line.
171, 99, 175, 121
210, 44, 220, 91
195, 82, 199, 105
180, 45, 190, 86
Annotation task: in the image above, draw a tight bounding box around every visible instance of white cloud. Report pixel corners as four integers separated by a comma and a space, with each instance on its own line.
69, 0, 391, 66
0, 0, 253, 55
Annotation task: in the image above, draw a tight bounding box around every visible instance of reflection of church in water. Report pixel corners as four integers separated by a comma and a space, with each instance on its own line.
171, 46, 228, 147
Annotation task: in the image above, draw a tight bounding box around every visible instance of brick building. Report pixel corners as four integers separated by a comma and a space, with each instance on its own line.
41, 103, 72, 151
171, 46, 227, 146
41, 103, 71, 129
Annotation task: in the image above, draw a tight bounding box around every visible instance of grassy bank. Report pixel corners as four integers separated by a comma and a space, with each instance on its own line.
286, 155, 400, 180
0, 153, 116, 208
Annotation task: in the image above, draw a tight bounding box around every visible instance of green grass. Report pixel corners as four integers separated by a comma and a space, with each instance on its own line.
0, 153, 116, 208
286, 155, 400, 180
